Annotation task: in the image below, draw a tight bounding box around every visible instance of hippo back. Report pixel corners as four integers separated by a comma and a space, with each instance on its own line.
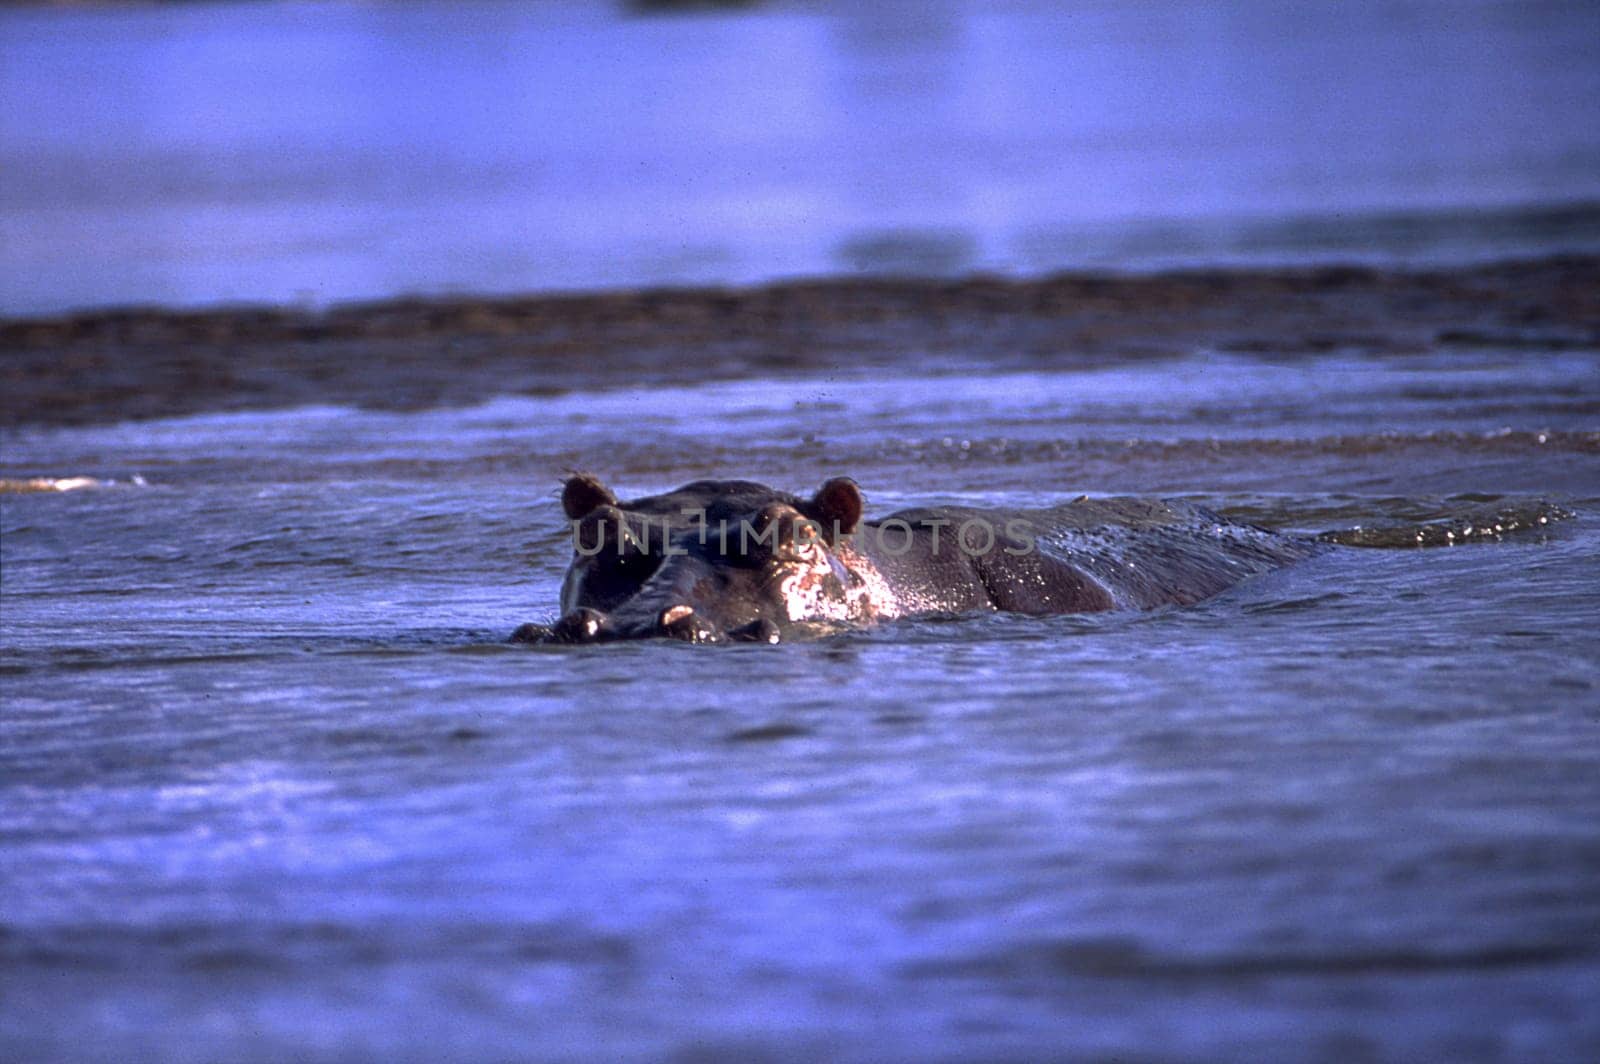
1023, 497, 1322, 609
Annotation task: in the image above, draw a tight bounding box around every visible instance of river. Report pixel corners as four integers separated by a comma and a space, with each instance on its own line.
3, 0, 1599, 1060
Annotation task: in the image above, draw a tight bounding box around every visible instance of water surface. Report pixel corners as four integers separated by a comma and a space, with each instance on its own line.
3, 345, 1598, 1060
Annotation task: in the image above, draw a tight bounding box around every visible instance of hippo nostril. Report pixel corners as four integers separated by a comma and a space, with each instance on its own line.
658, 605, 697, 639
729, 618, 782, 644
659, 604, 696, 628
550, 607, 608, 643
658, 604, 716, 643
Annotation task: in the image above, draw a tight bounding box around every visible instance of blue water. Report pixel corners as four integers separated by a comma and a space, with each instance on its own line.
4, 1, 1600, 1058
4, 350, 1599, 1060
3, 0, 1600, 314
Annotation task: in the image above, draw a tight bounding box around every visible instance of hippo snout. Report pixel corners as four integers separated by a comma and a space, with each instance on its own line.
542, 607, 610, 643
508, 604, 721, 644
657, 604, 718, 643
510, 605, 783, 645
655, 607, 784, 644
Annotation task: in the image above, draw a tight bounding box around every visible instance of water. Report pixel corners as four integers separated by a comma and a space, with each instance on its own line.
4, 0, 1600, 1057
4, 0, 1600, 315
4, 346, 1599, 1060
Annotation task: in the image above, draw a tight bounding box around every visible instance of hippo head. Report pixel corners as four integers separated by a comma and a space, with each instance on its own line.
530, 475, 868, 644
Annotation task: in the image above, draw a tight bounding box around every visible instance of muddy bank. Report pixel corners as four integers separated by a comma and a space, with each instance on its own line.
4, 256, 1598, 429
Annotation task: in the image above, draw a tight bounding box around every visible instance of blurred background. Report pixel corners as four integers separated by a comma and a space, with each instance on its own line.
3, 0, 1599, 316
6, 6, 1600, 1062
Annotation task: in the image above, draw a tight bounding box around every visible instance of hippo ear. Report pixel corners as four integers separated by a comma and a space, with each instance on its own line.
806, 477, 863, 538
562, 474, 617, 520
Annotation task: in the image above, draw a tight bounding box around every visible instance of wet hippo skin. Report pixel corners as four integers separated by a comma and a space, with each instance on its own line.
514, 475, 1322, 644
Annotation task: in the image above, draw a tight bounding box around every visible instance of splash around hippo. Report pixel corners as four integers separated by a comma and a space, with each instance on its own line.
511, 474, 1326, 644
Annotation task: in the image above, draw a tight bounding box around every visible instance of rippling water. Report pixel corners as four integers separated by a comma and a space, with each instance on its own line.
3, 344, 1598, 1060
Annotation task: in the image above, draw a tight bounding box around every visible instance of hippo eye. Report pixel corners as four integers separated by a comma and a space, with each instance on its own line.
564, 507, 664, 614
574, 505, 644, 557
741, 504, 824, 565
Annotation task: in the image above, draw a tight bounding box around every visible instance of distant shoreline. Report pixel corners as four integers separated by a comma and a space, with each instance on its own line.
4, 255, 1598, 430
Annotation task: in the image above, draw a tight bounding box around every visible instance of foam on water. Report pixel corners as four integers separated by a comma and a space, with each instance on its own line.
0, 476, 136, 493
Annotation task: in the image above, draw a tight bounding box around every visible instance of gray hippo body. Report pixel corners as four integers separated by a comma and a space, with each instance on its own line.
515, 475, 1323, 644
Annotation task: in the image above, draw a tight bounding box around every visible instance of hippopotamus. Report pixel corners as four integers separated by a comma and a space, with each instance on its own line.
512, 474, 1324, 644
